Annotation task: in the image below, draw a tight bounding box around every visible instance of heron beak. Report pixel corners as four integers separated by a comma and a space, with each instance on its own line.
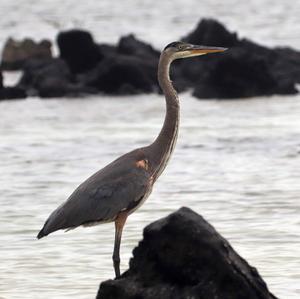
187, 45, 227, 56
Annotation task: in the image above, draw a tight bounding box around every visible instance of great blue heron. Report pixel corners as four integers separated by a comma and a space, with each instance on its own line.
37, 41, 226, 278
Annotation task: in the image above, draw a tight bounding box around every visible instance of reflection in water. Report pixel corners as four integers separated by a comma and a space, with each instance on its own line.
0, 94, 300, 298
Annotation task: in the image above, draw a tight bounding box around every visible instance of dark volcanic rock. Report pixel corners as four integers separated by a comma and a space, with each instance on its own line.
18, 58, 95, 98
117, 34, 160, 60
97, 207, 278, 299
0, 86, 27, 100
57, 29, 103, 74
1, 38, 52, 70
193, 48, 297, 99
183, 18, 239, 48
4, 19, 299, 99
117, 34, 160, 88
82, 35, 159, 95
0, 69, 27, 100
85, 55, 155, 94
272, 47, 300, 83
18, 58, 71, 97
0, 71, 3, 88
181, 19, 299, 98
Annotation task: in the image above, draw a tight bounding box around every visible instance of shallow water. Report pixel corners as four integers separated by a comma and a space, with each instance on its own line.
0, 0, 300, 298
1, 94, 300, 298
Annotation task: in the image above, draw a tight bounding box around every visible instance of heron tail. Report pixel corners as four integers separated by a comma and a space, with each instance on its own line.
36, 207, 63, 239
37, 227, 47, 239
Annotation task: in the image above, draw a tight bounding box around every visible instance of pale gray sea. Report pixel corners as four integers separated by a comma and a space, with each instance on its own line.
0, 1, 300, 298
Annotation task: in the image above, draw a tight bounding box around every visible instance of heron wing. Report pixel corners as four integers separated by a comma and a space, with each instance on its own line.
38, 151, 152, 237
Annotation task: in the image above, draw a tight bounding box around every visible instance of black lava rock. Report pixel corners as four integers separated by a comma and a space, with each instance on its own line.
85, 55, 155, 94
81, 35, 159, 95
97, 207, 278, 299
18, 58, 95, 98
193, 48, 297, 98
57, 29, 103, 74
17, 58, 72, 97
0, 86, 27, 100
272, 46, 300, 83
3, 19, 299, 99
0, 71, 3, 88
117, 34, 160, 60
0, 69, 27, 100
181, 19, 299, 98
183, 18, 239, 48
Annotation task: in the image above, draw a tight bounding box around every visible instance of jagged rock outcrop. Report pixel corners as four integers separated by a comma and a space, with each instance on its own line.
117, 34, 160, 61
193, 47, 297, 98
17, 58, 96, 98
81, 34, 159, 95
1, 38, 52, 70
57, 29, 103, 74
97, 207, 278, 299
0, 70, 26, 100
184, 18, 239, 48
181, 19, 299, 98
83, 55, 155, 94
0, 86, 27, 100
2, 18, 300, 99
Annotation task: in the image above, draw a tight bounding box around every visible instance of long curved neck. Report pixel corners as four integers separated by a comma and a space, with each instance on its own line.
148, 52, 179, 180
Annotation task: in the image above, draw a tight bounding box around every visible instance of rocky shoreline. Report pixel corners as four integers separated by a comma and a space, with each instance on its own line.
97, 207, 278, 299
1, 18, 300, 101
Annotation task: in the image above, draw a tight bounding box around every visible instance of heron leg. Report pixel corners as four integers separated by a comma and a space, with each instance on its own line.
113, 211, 128, 278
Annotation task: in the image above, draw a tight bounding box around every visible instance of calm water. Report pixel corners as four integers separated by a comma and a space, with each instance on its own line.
1, 94, 300, 298
0, 1, 300, 298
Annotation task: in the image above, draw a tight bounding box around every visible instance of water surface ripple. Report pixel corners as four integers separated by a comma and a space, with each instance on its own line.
0, 95, 300, 298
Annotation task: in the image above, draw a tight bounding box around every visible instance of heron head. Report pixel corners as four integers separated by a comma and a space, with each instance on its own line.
164, 41, 227, 60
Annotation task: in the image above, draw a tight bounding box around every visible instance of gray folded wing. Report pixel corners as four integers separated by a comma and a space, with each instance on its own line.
38, 155, 151, 237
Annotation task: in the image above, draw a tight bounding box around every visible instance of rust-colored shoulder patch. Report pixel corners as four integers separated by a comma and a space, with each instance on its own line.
136, 159, 149, 171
